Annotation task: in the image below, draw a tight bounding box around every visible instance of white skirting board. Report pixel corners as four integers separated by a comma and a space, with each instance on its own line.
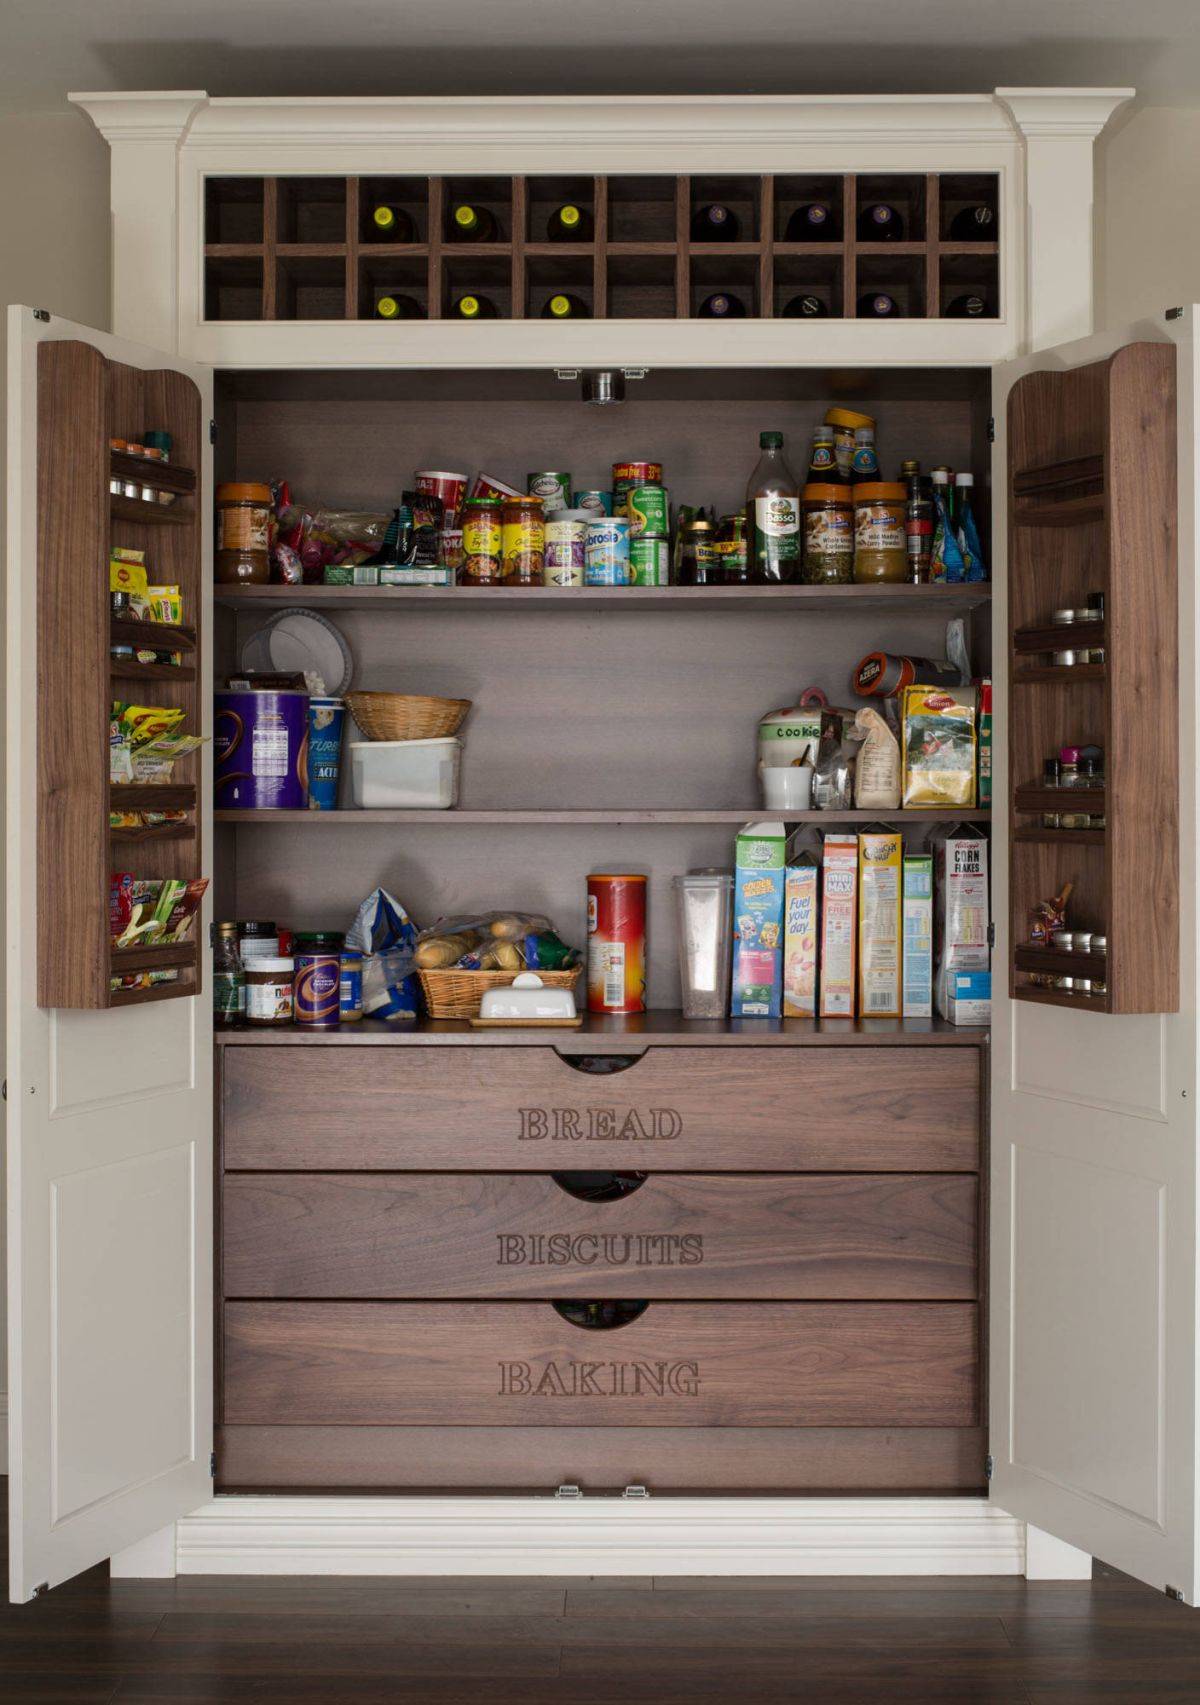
174, 1497, 1026, 1577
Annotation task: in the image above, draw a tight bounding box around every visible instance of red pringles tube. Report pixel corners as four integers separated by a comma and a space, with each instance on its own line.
587, 874, 647, 1014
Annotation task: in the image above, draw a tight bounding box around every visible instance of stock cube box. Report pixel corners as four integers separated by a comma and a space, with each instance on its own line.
731, 820, 787, 1018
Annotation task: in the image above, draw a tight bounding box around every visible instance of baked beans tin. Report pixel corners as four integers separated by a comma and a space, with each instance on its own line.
574, 489, 613, 516
501, 494, 545, 585
584, 516, 631, 585
623, 484, 669, 539
468, 472, 523, 504
527, 471, 572, 511
587, 873, 647, 1014
461, 496, 504, 584
293, 951, 341, 1028
612, 461, 663, 499
544, 509, 588, 587
629, 537, 670, 586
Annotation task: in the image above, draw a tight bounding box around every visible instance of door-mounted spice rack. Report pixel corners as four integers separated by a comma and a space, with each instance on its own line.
203, 171, 1000, 323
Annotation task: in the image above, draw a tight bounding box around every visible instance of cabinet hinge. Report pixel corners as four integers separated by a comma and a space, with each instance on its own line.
1166, 307, 1185, 322
209, 419, 216, 444
987, 922, 996, 949
622, 1484, 650, 1500
554, 1483, 582, 1500
987, 416, 995, 443
32, 1581, 50, 1597
32, 308, 50, 323
210, 1451, 217, 1478
985, 1454, 994, 1479
1166, 1583, 1186, 1601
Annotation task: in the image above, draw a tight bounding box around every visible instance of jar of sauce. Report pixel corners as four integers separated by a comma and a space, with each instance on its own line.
501, 495, 545, 586
853, 483, 908, 583
216, 483, 272, 585
802, 484, 854, 584
461, 496, 504, 584
244, 956, 294, 1025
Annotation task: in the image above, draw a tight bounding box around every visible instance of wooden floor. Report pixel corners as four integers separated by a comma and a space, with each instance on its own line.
4, 1483, 1200, 1701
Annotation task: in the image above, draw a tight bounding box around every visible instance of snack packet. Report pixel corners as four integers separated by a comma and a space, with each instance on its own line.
901, 685, 977, 807
344, 886, 420, 1020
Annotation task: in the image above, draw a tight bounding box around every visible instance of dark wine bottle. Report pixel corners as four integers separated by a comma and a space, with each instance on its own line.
542, 292, 590, 319
690, 203, 741, 242
784, 203, 834, 241
944, 292, 990, 318
547, 203, 593, 242
856, 202, 904, 242
448, 202, 499, 243
450, 292, 499, 320
781, 293, 828, 318
857, 292, 900, 318
948, 204, 996, 241
698, 292, 747, 318
371, 205, 416, 243
374, 293, 424, 320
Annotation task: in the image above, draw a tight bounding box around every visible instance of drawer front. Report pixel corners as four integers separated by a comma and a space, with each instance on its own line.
222, 1045, 980, 1172
223, 1300, 979, 1428
222, 1172, 978, 1301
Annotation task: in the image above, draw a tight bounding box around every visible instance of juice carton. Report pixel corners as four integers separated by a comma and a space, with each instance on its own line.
783, 849, 819, 1017
858, 830, 902, 1018
731, 820, 787, 1018
902, 852, 934, 1018
819, 833, 858, 1018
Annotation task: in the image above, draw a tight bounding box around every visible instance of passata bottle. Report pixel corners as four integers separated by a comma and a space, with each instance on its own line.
745, 430, 800, 583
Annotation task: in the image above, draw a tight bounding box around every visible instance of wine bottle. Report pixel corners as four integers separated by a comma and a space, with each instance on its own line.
690, 203, 741, 242
781, 293, 828, 318
375, 293, 424, 320
542, 292, 589, 319
450, 293, 499, 320
547, 203, 593, 243
698, 292, 747, 318
371, 205, 416, 243
449, 202, 499, 243
856, 202, 904, 242
784, 203, 834, 242
857, 292, 900, 318
945, 292, 989, 318
948, 204, 996, 241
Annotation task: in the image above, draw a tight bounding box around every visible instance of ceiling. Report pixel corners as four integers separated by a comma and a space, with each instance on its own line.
2, 0, 1199, 113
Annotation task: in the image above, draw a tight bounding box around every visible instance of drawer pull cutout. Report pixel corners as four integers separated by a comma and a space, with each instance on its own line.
553, 1299, 648, 1330
552, 1171, 647, 1203
556, 1053, 645, 1076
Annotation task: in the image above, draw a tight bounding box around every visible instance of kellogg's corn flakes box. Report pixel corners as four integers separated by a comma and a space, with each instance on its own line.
731, 821, 787, 1018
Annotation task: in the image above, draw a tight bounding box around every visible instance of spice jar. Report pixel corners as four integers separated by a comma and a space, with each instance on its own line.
802, 484, 854, 584
216, 482, 272, 585
679, 517, 718, 585
807, 425, 837, 480
461, 495, 504, 585
853, 482, 908, 583
244, 956, 294, 1025
501, 494, 545, 587
824, 407, 874, 485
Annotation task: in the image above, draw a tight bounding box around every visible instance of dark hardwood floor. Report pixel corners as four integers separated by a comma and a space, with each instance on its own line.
3, 1480, 1200, 1702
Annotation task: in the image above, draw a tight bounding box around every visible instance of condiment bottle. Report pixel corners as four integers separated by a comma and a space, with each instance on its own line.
904, 475, 933, 584
213, 922, 244, 1026
745, 431, 800, 583
824, 408, 874, 484
851, 426, 879, 481
1059, 746, 1081, 788
808, 425, 837, 480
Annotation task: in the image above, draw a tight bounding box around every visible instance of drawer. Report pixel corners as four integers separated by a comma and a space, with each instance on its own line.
223, 1300, 979, 1428
222, 1172, 978, 1301
222, 1045, 979, 1172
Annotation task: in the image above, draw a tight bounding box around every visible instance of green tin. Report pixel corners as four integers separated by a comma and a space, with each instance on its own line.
629, 537, 671, 587
624, 485, 670, 539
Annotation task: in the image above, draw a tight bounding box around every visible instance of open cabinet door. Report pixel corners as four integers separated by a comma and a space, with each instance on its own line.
990, 309, 1198, 1597
6, 308, 214, 1601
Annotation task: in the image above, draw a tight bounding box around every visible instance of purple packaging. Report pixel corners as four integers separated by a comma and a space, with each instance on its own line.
214, 689, 309, 810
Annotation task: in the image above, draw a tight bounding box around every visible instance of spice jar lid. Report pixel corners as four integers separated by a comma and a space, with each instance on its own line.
1059, 745, 1081, 763
294, 931, 345, 951
852, 482, 906, 502
217, 482, 272, 503
803, 483, 851, 501
463, 494, 502, 508
239, 920, 277, 936
824, 407, 875, 430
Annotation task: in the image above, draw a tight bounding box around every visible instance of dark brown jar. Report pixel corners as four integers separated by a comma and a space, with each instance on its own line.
216, 483, 272, 585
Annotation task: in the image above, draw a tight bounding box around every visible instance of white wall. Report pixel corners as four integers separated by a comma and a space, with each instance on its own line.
1095, 106, 1200, 330
0, 103, 111, 1455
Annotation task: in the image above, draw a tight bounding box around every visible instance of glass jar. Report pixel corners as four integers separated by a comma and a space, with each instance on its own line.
853, 482, 908, 583
460, 496, 504, 585
213, 922, 244, 1027
714, 512, 750, 584
216, 482, 272, 585
238, 920, 279, 965
679, 518, 718, 585
802, 484, 854, 584
501, 494, 545, 587
244, 956, 294, 1025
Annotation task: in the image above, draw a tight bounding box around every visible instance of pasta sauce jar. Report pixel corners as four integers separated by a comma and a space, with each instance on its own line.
215, 482, 272, 585
460, 496, 504, 584
853, 482, 908, 583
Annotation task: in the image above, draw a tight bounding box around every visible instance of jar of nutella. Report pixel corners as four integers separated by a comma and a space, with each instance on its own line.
245, 956, 294, 1025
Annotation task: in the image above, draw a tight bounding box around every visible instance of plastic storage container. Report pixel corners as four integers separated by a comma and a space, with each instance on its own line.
674, 871, 734, 1019
350, 737, 462, 809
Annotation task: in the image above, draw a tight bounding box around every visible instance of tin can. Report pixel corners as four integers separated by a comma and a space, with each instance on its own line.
339, 949, 364, 1023
629, 537, 670, 586
587, 874, 647, 1014
584, 517, 631, 585
527, 471, 572, 511
440, 526, 464, 573
612, 461, 663, 499
414, 469, 468, 527
624, 485, 669, 538
544, 509, 588, 587
574, 489, 613, 516
468, 472, 523, 504
501, 495, 545, 586
461, 496, 504, 584
293, 952, 341, 1028
215, 689, 309, 811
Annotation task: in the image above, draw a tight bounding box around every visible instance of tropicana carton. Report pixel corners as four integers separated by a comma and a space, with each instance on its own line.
858, 830, 903, 1018
731, 820, 787, 1018
819, 833, 858, 1018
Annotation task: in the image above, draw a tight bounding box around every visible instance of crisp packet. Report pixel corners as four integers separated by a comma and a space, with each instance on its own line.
344, 886, 420, 1020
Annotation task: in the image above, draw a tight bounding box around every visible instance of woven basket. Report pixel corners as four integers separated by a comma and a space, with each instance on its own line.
346, 691, 471, 742
419, 965, 582, 1020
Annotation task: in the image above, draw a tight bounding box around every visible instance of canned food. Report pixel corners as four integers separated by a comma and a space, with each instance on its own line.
527, 471, 572, 511
293, 952, 341, 1028
612, 461, 663, 499
584, 516, 631, 585
1052, 649, 1078, 667
624, 484, 670, 538
339, 949, 363, 1022
461, 496, 504, 584
587, 873, 647, 1014
544, 509, 588, 587
501, 495, 545, 586
574, 489, 613, 516
629, 537, 670, 586
468, 472, 522, 504
440, 526, 464, 573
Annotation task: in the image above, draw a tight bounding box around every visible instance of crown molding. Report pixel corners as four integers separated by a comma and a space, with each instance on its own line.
69, 91, 209, 145
995, 87, 1134, 139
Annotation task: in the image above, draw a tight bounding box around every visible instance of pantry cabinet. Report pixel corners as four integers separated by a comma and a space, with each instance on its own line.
7, 89, 1199, 1605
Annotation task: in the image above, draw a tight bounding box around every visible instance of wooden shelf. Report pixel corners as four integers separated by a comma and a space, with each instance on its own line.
111, 618, 197, 652
109, 979, 197, 1009
1011, 494, 1105, 527
215, 807, 994, 827
1014, 943, 1107, 978
1013, 786, 1105, 814
214, 583, 992, 613
111, 660, 198, 683
111, 941, 199, 974
1013, 826, 1105, 846
1014, 620, 1104, 654
109, 824, 194, 844
1013, 984, 1110, 1013
111, 495, 194, 526
1013, 664, 1106, 684
110, 782, 197, 810
1012, 453, 1103, 498
110, 449, 196, 496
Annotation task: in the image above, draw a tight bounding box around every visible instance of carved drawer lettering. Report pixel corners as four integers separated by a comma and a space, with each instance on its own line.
518, 1106, 683, 1141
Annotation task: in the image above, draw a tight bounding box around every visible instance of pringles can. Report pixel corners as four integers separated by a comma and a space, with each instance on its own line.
293, 938, 342, 1028
587, 874, 647, 1014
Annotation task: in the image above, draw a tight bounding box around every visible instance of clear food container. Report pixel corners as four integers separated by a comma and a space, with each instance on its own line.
674, 871, 734, 1019
349, 737, 462, 809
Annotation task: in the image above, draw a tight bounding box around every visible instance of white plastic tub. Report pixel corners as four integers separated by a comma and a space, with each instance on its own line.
349, 737, 462, 809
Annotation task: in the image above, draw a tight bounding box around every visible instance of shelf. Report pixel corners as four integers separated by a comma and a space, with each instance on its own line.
1011, 494, 1105, 527
1013, 786, 1105, 814
1012, 664, 1105, 684
111, 495, 194, 527
1013, 620, 1104, 654
1013, 985, 1110, 1013
110, 449, 197, 496
111, 661, 198, 683
111, 941, 199, 974
1014, 943, 1108, 978
214, 583, 992, 613
1011, 453, 1104, 498
109, 979, 196, 1009
213, 1010, 988, 1049
110, 783, 197, 810
109, 824, 194, 844
111, 618, 198, 652
215, 807, 994, 827
1013, 827, 1105, 846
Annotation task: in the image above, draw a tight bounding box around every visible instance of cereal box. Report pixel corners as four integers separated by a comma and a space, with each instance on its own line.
731, 821, 787, 1018
858, 831, 902, 1018
931, 826, 990, 1024
902, 852, 934, 1018
819, 834, 858, 1018
783, 849, 819, 1017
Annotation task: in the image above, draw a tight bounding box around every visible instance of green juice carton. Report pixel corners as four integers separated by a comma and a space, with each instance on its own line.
731, 821, 787, 1018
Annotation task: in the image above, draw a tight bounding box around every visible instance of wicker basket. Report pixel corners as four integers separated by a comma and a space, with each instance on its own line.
346, 691, 471, 742
419, 965, 582, 1020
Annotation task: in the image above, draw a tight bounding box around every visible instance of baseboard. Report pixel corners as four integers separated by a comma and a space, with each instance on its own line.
175, 1495, 1025, 1577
